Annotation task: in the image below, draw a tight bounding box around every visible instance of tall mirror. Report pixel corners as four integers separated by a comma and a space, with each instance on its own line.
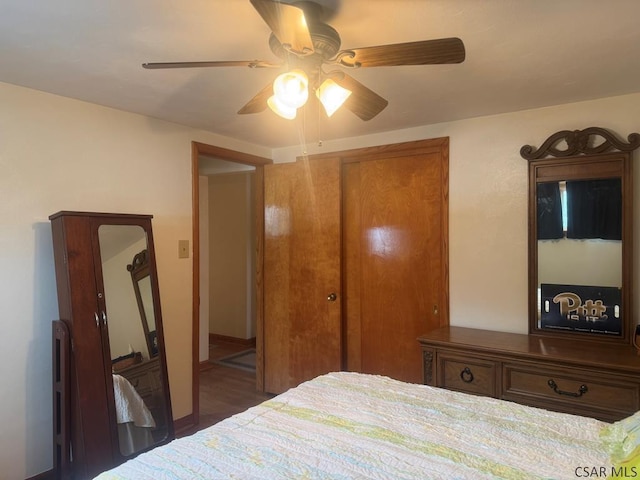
127, 250, 158, 357
98, 225, 170, 456
521, 127, 638, 344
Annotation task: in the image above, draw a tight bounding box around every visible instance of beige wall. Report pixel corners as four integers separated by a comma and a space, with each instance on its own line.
4, 76, 640, 480
208, 172, 256, 339
272, 92, 640, 335
0, 81, 269, 480
539, 239, 621, 287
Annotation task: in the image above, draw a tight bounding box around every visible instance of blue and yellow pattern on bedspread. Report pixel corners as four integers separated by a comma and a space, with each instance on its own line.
95, 372, 609, 479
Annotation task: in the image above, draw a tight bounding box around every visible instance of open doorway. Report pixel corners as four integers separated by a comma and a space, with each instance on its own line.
190, 142, 271, 428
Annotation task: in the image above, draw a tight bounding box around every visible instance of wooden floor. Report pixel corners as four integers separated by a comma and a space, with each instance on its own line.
198, 341, 273, 431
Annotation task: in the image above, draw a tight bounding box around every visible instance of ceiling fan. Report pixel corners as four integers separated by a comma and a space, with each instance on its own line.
142, 0, 465, 121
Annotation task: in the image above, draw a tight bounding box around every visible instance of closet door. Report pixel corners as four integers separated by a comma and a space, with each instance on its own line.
263, 158, 342, 394
261, 139, 448, 391
343, 144, 448, 384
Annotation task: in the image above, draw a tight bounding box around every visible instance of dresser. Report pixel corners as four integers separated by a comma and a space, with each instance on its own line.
418, 326, 640, 422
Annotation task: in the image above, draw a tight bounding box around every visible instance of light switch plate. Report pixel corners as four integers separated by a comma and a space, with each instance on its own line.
178, 240, 189, 259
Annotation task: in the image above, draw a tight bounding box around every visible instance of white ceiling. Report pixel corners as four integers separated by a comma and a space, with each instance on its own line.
2, 0, 640, 149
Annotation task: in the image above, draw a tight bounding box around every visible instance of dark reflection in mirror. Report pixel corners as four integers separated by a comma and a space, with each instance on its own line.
537, 179, 621, 241
98, 225, 169, 456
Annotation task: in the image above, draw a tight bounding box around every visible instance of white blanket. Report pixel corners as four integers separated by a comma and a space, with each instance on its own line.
112, 374, 156, 428
97, 371, 611, 479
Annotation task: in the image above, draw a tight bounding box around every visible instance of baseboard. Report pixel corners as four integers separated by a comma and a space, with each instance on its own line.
174, 413, 198, 438
26, 468, 55, 480
209, 333, 256, 347
199, 359, 213, 372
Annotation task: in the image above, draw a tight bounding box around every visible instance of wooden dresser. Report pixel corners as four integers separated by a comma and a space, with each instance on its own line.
418, 326, 640, 422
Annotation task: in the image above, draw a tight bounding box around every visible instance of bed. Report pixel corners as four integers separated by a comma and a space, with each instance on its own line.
95, 371, 638, 479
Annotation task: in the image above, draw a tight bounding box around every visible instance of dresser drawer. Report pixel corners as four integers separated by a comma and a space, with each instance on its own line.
120, 358, 161, 399
503, 363, 640, 418
437, 354, 497, 397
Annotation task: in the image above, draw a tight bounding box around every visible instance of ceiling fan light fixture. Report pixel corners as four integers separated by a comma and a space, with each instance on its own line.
316, 78, 352, 117
272, 69, 309, 109
267, 94, 297, 119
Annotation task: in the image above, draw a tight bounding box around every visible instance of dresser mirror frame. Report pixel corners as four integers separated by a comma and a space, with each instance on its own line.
521, 127, 639, 344
127, 249, 159, 358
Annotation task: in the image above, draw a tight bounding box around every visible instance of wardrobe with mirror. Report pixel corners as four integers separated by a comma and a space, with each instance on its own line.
50, 211, 173, 479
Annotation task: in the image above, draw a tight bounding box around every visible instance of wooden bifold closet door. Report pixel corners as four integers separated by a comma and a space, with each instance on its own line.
263, 158, 343, 394
263, 139, 448, 393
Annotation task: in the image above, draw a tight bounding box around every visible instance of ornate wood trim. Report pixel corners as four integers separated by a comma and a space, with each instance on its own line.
422, 350, 434, 385
126, 249, 148, 273
520, 127, 640, 160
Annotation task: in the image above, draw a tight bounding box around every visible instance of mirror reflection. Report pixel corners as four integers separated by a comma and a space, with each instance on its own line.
98, 225, 169, 456
127, 250, 158, 357
536, 178, 623, 336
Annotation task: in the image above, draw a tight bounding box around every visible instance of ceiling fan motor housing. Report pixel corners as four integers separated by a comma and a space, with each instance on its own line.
269, 20, 341, 56
269, 20, 341, 87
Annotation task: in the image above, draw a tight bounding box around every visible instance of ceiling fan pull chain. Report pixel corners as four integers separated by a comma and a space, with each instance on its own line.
317, 100, 323, 147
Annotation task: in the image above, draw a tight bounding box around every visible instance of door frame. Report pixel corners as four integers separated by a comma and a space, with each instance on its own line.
190, 141, 271, 427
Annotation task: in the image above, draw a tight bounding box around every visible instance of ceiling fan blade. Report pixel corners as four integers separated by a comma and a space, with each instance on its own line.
250, 0, 314, 55
142, 60, 281, 69
336, 37, 465, 68
238, 82, 273, 115
329, 72, 388, 121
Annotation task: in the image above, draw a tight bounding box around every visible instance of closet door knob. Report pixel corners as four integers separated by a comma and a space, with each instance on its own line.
327, 293, 337, 302
94, 312, 99, 327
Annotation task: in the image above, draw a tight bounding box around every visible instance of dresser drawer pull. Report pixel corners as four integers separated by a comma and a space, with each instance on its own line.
460, 367, 474, 383
547, 379, 588, 398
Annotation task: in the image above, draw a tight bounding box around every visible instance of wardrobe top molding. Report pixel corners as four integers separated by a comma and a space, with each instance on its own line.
49, 211, 153, 220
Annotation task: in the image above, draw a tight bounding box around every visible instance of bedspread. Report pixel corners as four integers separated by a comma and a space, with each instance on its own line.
95, 371, 610, 479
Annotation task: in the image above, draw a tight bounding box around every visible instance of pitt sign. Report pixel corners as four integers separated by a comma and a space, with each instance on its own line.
540, 284, 621, 335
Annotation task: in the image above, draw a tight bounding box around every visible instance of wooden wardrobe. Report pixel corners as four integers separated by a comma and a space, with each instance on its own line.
261, 138, 449, 394
50, 211, 173, 479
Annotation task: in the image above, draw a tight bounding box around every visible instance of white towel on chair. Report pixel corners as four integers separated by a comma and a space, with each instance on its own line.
112, 374, 156, 428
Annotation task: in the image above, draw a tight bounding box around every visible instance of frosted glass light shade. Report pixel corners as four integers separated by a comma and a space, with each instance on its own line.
267, 95, 297, 119
272, 69, 309, 109
316, 78, 352, 117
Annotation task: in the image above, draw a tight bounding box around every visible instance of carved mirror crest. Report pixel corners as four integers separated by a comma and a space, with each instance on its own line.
521, 127, 639, 344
